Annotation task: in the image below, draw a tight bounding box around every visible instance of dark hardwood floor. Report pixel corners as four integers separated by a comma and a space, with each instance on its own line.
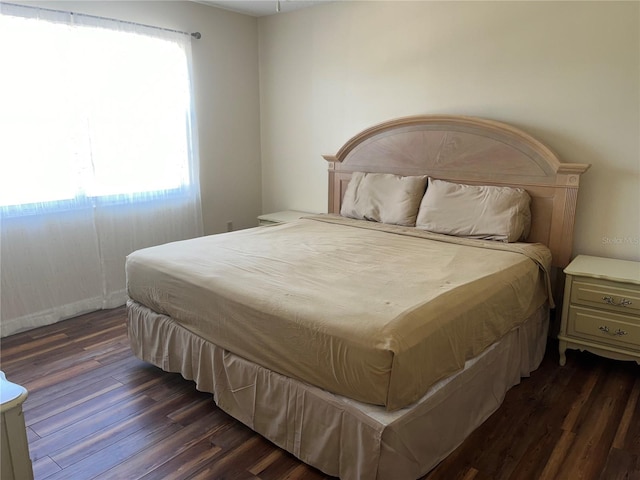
0, 307, 638, 480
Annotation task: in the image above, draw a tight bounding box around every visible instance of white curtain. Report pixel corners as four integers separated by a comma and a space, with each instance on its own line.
0, 4, 203, 337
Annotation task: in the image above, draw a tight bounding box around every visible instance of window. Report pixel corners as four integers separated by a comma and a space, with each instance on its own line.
0, 4, 202, 337
0, 7, 196, 214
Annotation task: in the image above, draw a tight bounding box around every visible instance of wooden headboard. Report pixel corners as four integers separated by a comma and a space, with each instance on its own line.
323, 115, 590, 269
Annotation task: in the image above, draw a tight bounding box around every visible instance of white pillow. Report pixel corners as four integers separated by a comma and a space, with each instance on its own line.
340, 172, 428, 226
415, 178, 531, 242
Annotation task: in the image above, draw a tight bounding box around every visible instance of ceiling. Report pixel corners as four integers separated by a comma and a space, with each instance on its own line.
197, 0, 330, 17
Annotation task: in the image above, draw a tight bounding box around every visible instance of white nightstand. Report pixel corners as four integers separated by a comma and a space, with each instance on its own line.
1, 372, 33, 480
558, 255, 640, 366
257, 210, 310, 226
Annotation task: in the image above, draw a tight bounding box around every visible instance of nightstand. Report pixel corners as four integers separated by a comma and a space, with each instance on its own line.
257, 210, 310, 226
1, 372, 33, 480
558, 255, 640, 366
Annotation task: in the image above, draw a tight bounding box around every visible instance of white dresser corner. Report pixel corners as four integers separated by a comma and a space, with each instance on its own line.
1, 371, 34, 480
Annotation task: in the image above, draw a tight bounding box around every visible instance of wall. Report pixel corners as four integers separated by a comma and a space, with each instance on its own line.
16, 0, 263, 234
259, 1, 640, 261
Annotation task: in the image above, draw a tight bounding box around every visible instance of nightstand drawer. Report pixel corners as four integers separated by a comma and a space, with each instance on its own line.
571, 278, 640, 315
568, 306, 640, 351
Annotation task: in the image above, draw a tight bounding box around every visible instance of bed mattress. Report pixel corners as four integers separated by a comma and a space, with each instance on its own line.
126, 215, 551, 410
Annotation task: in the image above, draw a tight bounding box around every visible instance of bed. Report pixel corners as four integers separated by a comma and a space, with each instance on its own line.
126, 115, 590, 479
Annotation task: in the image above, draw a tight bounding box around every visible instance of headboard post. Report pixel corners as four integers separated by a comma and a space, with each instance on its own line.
326, 161, 336, 214
323, 115, 590, 269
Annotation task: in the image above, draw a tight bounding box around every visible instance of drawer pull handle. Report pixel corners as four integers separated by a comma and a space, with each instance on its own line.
602, 296, 632, 307
598, 325, 628, 336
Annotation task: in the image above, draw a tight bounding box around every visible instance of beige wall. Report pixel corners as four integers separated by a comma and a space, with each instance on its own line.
259, 1, 640, 261
17, 0, 263, 235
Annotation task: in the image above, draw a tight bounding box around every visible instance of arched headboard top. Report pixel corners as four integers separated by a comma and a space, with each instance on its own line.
323, 115, 590, 268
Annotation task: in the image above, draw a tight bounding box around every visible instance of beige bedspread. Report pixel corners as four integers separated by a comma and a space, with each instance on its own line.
126, 215, 551, 410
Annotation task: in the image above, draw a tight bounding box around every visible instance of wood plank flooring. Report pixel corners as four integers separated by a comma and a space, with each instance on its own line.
1, 306, 638, 479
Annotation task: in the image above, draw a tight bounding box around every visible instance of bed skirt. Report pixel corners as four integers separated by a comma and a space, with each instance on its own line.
127, 300, 548, 480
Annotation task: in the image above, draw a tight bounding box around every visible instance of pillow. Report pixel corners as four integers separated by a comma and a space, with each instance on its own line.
415, 178, 531, 242
340, 172, 428, 226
